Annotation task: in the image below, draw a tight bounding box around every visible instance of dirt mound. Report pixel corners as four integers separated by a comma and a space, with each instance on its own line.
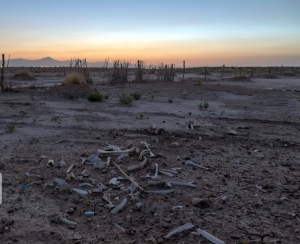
197, 72, 211, 75
220, 70, 233, 73
11, 74, 36, 81
228, 75, 251, 82
262, 74, 279, 79
281, 72, 297, 76
44, 83, 95, 98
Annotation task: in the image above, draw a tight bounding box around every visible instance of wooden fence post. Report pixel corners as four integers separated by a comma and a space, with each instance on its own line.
205, 66, 207, 80
182, 61, 185, 81
221, 65, 225, 79
1, 54, 5, 92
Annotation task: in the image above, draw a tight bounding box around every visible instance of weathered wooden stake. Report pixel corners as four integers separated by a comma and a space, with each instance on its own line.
235, 66, 237, 77
1, 54, 5, 92
205, 66, 207, 80
182, 61, 185, 81
239, 67, 242, 76
221, 65, 225, 79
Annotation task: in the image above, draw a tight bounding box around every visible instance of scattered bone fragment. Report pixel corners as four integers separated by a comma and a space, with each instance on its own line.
138, 149, 149, 160
148, 180, 165, 186
54, 179, 71, 191
111, 198, 127, 214
66, 163, 75, 174
59, 213, 77, 226
98, 147, 136, 155
192, 198, 209, 207
56, 159, 66, 168
127, 156, 147, 171
111, 161, 144, 191
227, 129, 238, 136
165, 222, 194, 239
196, 228, 225, 244
159, 170, 174, 177
79, 183, 93, 187
141, 141, 155, 157
186, 121, 194, 130
255, 184, 267, 192
116, 153, 129, 163
171, 206, 184, 210
152, 163, 159, 179
167, 181, 196, 188
66, 172, 75, 181
110, 177, 120, 185
85, 155, 101, 165
113, 223, 125, 232
146, 189, 174, 195
186, 160, 208, 170
72, 188, 88, 195
47, 159, 54, 167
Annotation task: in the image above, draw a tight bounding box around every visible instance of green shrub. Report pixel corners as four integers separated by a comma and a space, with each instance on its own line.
130, 92, 142, 100
87, 91, 103, 102
204, 101, 209, 109
168, 98, 173, 103
119, 94, 134, 105
51, 116, 59, 122
5, 124, 15, 133
68, 93, 75, 99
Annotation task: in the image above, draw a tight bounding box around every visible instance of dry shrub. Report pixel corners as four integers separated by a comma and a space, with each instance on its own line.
15, 69, 33, 77
119, 94, 134, 105
64, 72, 85, 84
14, 69, 35, 80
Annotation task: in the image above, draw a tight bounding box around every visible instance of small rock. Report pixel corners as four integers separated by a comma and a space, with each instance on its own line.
157, 238, 164, 243
74, 233, 82, 239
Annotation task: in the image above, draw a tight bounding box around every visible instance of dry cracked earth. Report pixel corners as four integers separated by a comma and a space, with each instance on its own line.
0, 70, 300, 244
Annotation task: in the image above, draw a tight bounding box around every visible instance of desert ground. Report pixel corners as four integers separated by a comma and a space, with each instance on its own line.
0, 67, 300, 244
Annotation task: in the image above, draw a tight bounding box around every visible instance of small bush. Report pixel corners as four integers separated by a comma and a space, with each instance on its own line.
87, 91, 102, 102
68, 93, 75, 99
204, 101, 209, 109
198, 101, 209, 110
119, 94, 134, 105
130, 92, 142, 100
194, 80, 202, 86
104, 94, 110, 99
15, 69, 33, 77
168, 98, 173, 103
64, 71, 85, 84
5, 124, 15, 133
198, 103, 203, 110
51, 116, 59, 122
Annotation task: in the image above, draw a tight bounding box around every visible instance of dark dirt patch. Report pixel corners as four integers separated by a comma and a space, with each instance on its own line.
227, 75, 252, 82
44, 83, 95, 98
11, 74, 36, 81
197, 72, 211, 75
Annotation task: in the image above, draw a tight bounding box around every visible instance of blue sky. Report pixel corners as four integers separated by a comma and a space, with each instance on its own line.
1, 0, 299, 66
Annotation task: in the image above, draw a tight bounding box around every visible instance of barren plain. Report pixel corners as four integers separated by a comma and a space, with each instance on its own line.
0, 68, 300, 244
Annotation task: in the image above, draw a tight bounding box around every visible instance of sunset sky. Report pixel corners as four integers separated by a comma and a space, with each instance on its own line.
1, 0, 299, 66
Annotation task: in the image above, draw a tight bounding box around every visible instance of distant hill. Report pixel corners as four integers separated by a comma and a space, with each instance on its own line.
8, 57, 110, 67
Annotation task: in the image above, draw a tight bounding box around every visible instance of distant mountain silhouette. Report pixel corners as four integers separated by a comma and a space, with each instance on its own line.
8, 57, 109, 67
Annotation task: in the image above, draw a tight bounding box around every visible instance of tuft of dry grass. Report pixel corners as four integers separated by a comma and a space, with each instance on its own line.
64, 71, 85, 84
15, 69, 34, 77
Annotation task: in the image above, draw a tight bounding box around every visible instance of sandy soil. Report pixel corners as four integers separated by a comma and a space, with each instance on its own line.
0, 70, 300, 244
